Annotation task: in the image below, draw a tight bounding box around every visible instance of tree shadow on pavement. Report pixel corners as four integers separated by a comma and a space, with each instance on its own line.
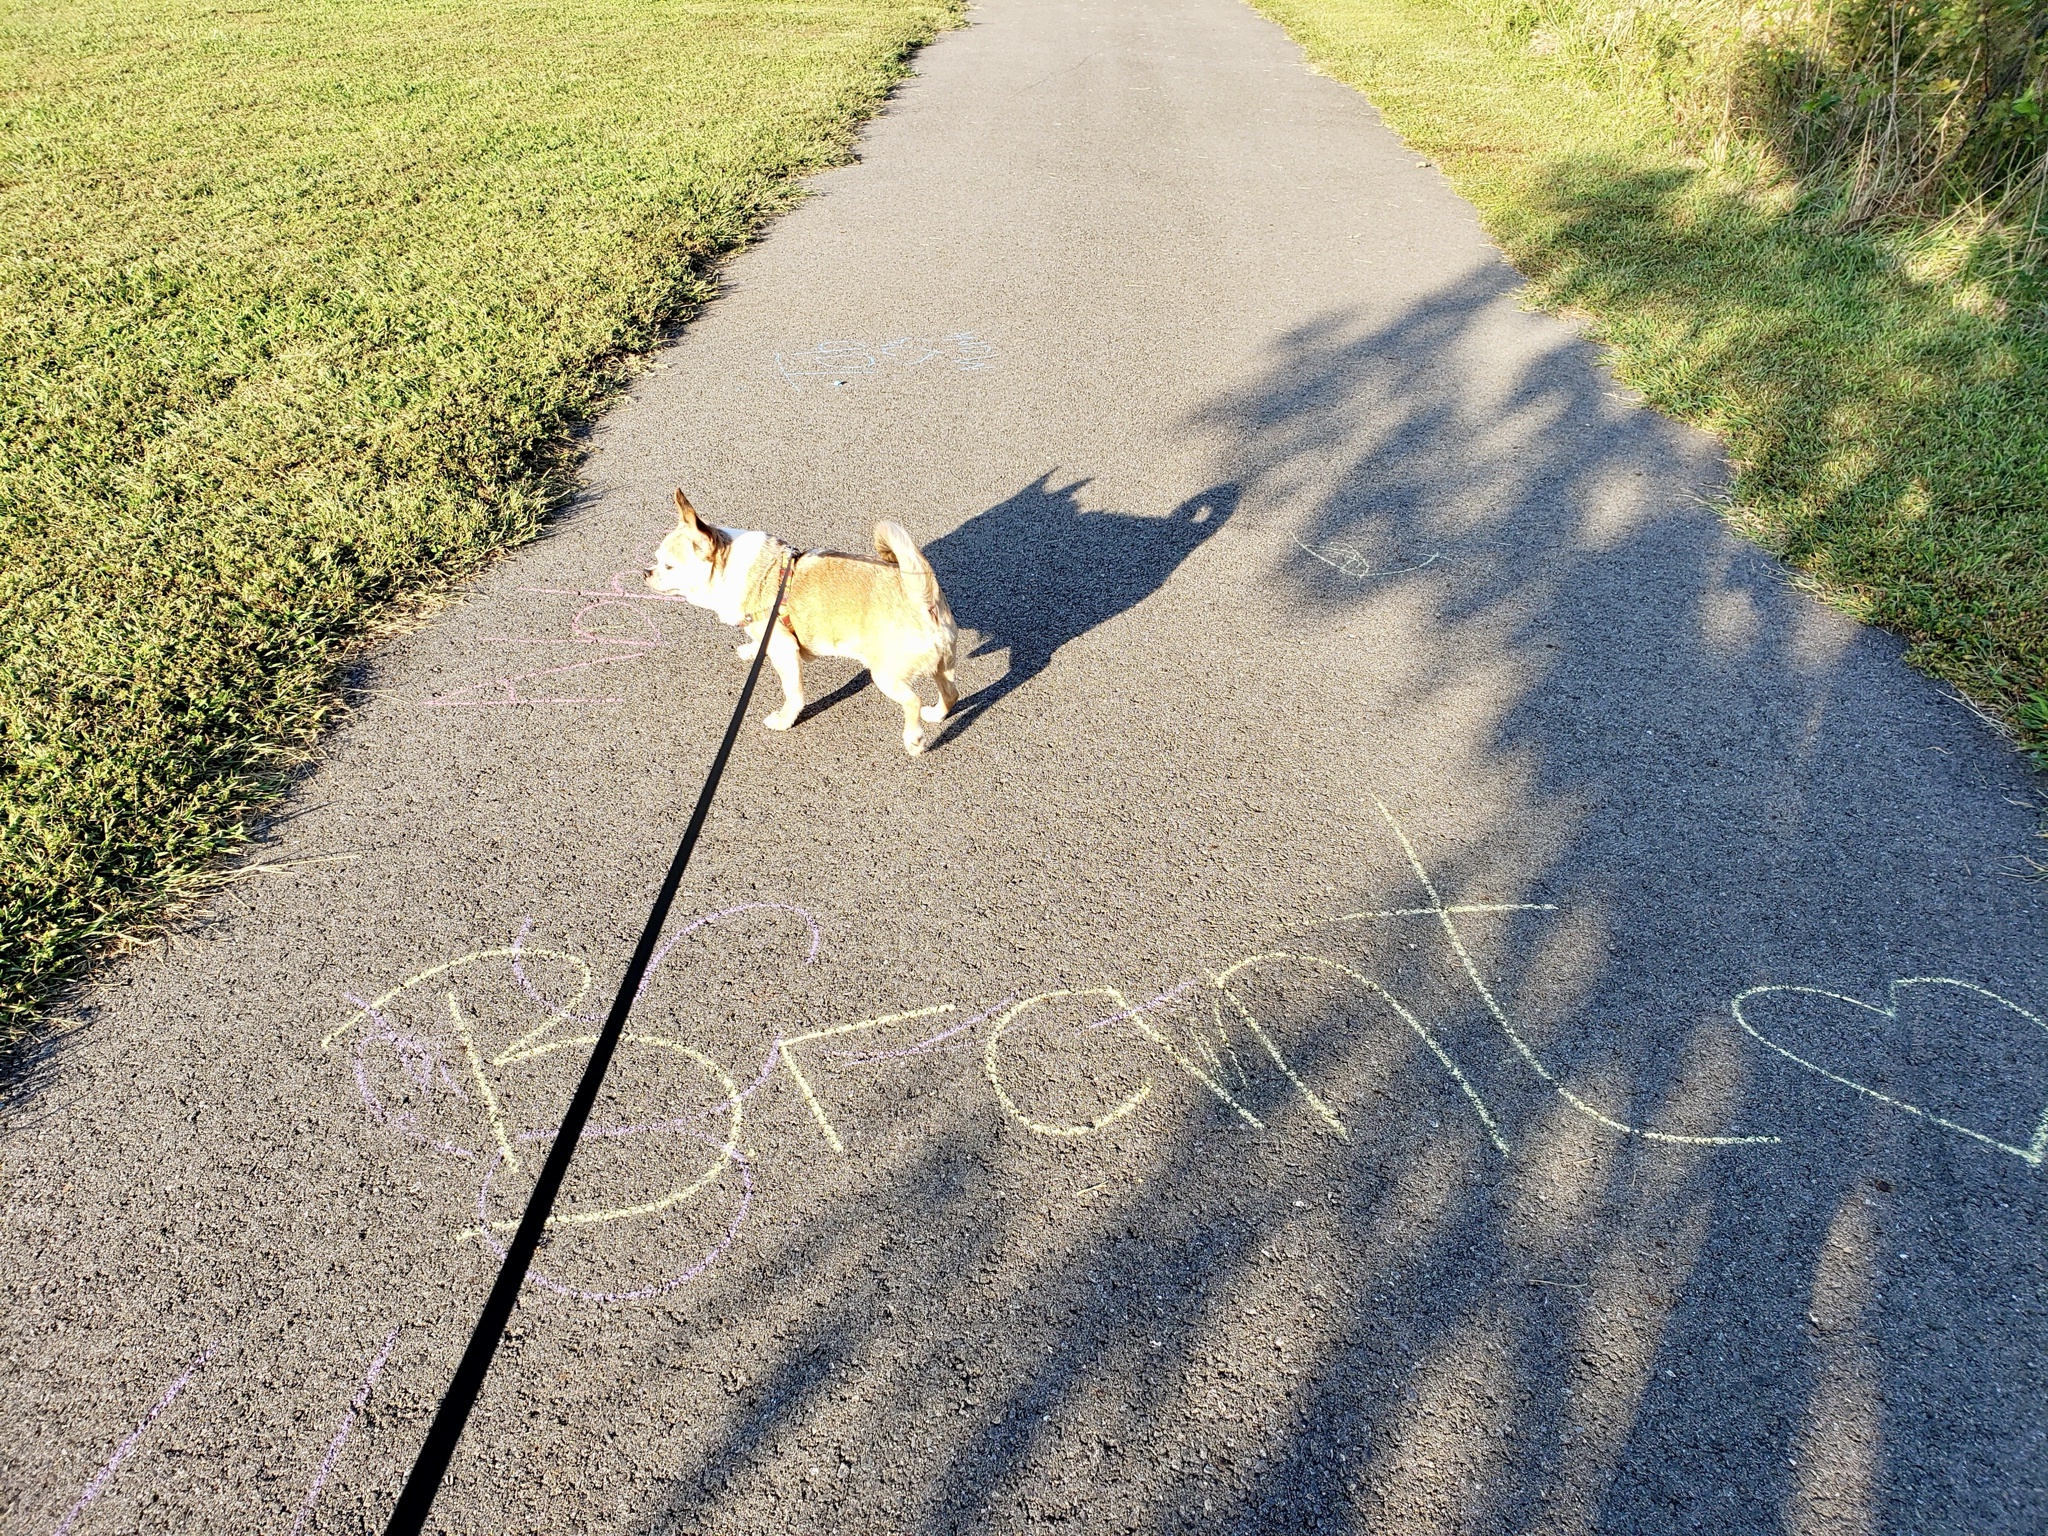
1165, 276, 2046, 1536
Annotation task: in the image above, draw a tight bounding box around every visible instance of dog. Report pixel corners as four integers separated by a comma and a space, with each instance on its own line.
645, 488, 960, 755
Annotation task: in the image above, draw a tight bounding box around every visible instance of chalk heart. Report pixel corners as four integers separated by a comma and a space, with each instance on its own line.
1731, 978, 2048, 1167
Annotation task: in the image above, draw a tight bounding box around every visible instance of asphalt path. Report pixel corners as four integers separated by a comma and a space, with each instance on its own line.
7, 0, 2047, 1531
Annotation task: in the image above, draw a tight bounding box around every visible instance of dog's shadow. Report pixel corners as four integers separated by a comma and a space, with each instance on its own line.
792, 668, 875, 727
794, 474, 1234, 745
927, 473, 1237, 743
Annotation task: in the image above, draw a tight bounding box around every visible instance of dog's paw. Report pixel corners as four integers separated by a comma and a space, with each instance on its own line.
902, 731, 928, 756
919, 702, 948, 722
735, 641, 761, 661
764, 707, 800, 731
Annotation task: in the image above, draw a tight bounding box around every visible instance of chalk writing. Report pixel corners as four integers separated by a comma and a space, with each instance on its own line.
987, 989, 1157, 1138
1214, 953, 1483, 1150
327, 905, 822, 1303
774, 1006, 954, 1153
327, 912, 1517, 1310
290, 1325, 400, 1536
324, 797, 2045, 1308
473, 1126, 752, 1303
776, 332, 996, 392
1334, 793, 1777, 1147
51, 1327, 415, 1536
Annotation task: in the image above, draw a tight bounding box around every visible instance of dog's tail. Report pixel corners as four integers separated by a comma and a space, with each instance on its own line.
873, 521, 958, 660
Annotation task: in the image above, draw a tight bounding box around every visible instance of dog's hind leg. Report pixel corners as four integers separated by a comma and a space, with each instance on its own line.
874, 671, 930, 755
762, 626, 806, 731
922, 656, 959, 723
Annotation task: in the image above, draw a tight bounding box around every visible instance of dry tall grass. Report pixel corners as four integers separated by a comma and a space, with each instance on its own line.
1476, 0, 2048, 272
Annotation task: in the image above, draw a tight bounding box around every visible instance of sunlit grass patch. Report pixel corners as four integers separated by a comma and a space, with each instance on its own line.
0, 0, 959, 1040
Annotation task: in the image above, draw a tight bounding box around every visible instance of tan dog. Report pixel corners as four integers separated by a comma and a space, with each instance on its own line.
645, 489, 960, 755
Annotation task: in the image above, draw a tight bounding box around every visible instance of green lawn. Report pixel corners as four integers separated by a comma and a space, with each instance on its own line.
1257, 0, 2048, 766
0, 0, 958, 1040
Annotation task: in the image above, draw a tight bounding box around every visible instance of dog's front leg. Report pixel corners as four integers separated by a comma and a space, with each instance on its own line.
761, 625, 806, 731
734, 621, 765, 662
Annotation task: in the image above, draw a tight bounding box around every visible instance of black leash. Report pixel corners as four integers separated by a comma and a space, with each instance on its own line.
383, 557, 792, 1536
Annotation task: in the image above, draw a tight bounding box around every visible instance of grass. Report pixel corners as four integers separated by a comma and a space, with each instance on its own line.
0, 0, 959, 1042
1254, 0, 2048, 765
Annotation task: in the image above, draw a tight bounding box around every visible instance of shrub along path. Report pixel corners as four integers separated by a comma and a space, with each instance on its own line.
5, 0, 2045, 1532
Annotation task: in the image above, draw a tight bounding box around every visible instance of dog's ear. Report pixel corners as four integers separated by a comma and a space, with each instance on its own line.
673, 487, 716, 553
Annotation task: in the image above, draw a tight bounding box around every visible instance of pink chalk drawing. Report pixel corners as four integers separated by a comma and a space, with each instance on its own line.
290, 1324, 401, 1536
422, 570, 693, 709
53, 1339, 220, 1536
345, 990, 481, 1162
51, 1328, 417, 1535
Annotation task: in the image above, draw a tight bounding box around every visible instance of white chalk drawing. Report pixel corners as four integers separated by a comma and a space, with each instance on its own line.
1291, 534, 1441, 581
1732, 979, 2048, 1166
775, 332, 996, 391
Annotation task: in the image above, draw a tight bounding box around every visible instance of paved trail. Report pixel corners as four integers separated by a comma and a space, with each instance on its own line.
7, 1, 2045, 1531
